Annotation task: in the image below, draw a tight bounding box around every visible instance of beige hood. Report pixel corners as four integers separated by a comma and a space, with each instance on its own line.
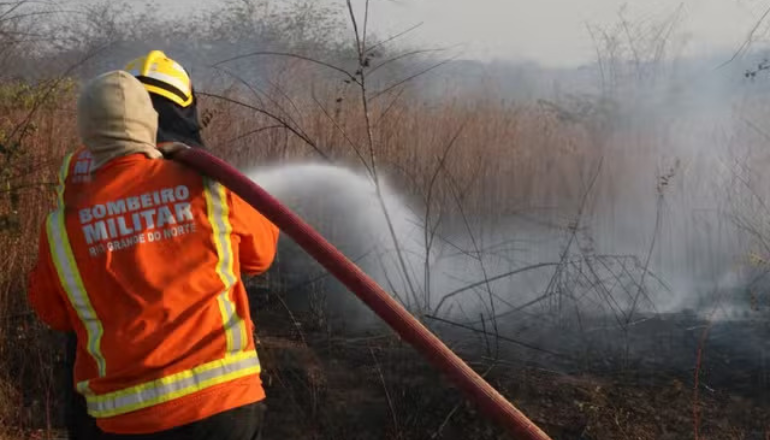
77, 70, 163, 170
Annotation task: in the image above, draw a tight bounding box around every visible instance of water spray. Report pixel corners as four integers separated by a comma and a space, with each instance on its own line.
169, 147, 553, 440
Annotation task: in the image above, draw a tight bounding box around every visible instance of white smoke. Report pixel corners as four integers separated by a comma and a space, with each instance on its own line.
245, 163, 424, 331
236, 55, 770, 352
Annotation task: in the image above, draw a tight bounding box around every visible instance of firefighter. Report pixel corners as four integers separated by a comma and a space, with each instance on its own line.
59, 50, 213, 439
28, 70, 278, 439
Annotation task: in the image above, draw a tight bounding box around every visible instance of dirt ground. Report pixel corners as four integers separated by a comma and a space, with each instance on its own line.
247, 287, 770, 440
8, 286, 770, 440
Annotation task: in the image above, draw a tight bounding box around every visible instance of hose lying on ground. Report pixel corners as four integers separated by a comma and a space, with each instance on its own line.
170, 147, 552, 440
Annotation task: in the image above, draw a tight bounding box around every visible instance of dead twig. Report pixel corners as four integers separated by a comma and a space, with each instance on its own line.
370, 55, 460, 101
365, 22, 424, 55
272, 292, 308, 347
197, 91, 331, 161
369, 346, 398, 435
431, 363, 497, 439
424, 314, 567, 358
441, 148, 502, 357
718, 4, 770, 68
432, 262, 560, 316
422, 122, 467, 308
344, 0, 421, 311
213, 51, 357, 83
213, 125, 285, 151
693, 298, 719, 440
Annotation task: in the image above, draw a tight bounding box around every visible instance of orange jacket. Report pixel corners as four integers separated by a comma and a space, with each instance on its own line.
27, 149, 279, 434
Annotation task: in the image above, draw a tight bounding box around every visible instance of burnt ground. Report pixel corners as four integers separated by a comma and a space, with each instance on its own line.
10, 284, 770, 440
247, 283, 770, 440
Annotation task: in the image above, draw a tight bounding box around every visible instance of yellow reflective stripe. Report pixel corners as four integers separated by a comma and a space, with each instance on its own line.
203, 179, 248, 354
55, 152, 75, 208
84, 350, 261, 418
141, 84, 194, 107
46, 211, 107, 377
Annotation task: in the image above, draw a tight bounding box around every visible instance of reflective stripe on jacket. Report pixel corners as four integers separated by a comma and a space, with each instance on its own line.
28, 151, 279, 434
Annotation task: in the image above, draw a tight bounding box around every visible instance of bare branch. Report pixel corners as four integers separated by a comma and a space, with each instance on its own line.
433, 262, 561, 316
368, 47, 450, 76
361, 0, 370, 55
718, 4, 770, 68
197, 91, 331, 161
212, 125, 285, 151
345, 0, 363, 60
370, 55, 459, 101
366, 22, 424, 54
212, 51, 357, 83
309, 92, 373, 176
424, 314, 567, 357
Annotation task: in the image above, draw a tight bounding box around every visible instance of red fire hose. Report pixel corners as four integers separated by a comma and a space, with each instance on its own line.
172, 147, 552, 440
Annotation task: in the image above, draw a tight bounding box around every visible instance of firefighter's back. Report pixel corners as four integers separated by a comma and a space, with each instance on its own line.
27, 70, 277, 438
59, 152, 265, 434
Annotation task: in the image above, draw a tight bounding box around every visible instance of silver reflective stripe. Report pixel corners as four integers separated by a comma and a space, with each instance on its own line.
145, 70, 191, 96
47, 154, 107, 377
85, 351, 261, 418
55, 152, 74, 208
218, 290, 242, 352
47, 211, 107, 377
204, 179, 247, 354
206, 180, 237, 289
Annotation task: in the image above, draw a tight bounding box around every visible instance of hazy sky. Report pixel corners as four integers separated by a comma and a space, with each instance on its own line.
157, 0, 770, 67
365, 0, 770, 67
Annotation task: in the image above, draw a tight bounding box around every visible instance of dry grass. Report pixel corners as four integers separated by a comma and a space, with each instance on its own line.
0, 80, 79, 437
1, 61, 768, 437
0, 2, 768, 438
0, 74, 620, 434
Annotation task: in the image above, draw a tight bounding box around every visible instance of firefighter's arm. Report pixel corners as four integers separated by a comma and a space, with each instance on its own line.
27, 225, 73, 332
229, 191, 279, 276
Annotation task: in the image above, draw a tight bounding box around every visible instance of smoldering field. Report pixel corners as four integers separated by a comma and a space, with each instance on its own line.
3, 0, 770, 434
244, 62, 770, 383
224, 64, 768, 395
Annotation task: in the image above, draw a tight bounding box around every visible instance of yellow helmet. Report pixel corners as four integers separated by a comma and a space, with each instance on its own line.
124, 50, 193, 107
